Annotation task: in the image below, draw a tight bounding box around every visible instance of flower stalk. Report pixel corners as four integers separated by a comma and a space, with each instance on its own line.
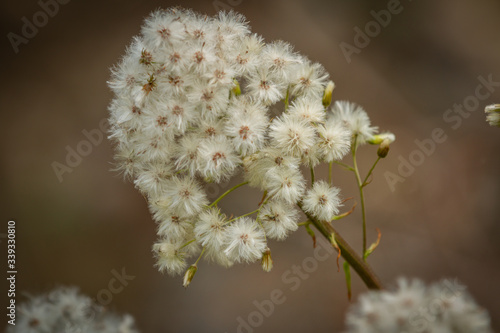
298, 202, 382, 290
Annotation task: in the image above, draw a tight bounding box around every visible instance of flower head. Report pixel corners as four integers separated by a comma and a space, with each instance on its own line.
224, 217, 267, 263
303, 180, 341, 221
331, 100, 378, 144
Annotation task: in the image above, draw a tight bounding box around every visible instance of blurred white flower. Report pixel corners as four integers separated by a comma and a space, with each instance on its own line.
344, 278, 493, 333
7, 287, 139, 333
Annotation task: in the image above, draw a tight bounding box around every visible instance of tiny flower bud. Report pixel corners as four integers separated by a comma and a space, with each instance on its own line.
368, 132, 396, 145
377, 138, 391, 158
232, 79, 242, 96
261, 248, 273, 272
183, 264, 198, 288
322, 81, 335, 108
485, 104, 500, 127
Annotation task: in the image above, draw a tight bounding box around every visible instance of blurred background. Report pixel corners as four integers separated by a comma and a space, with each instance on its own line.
1, 0, 500, 331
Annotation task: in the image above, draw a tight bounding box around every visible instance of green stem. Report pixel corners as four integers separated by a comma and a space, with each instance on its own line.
226, 208, 260, 224
179, 239, 196, 250
194, 247, 206, 265
209, 181, 249, 208
352, 135, 367, 258
362, 156, 381, 187
334, 160, 355, 172
298, 202, 382, 290
310, 166, 315, 185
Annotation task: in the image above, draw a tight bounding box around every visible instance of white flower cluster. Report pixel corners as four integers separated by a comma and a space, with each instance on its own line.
107, 8, 380, 278
344, 278, 492, 333
6, 287, 138, 333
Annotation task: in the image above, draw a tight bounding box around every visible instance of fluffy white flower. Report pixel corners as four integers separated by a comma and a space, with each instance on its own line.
197, 135, 241, 182
141, 9, 186, 49
224, 217, 267, 263
225, 104, 268, 156
261, 40, 301, 82
288, 95, 326, 123
246, 68, 286, 104
290, 60, 329, 97
152, 239, 188, 275
265, 166, 305, 204
194, 207, 227, 250
243, 147, 300, 189
260, 200, 299, 240
133, 161, 172, 196
163, 176, 208, 217
269, 113, 316, 157
331, 100, 378, 144
155, 211, 193, 240
316, 119, 352, 162
194, 207, 233, 266
232, 33, 264, 75
187, 80, 230, 119
174, 133, 202, 176
303, 180, 341, 221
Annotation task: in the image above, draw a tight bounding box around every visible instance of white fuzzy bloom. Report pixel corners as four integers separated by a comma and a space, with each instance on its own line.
152, 239, 189, 275
316, 119, 352, 162
163, 176, 208, 217
233, 33, 264, 75
290, 60, 329, 98
194, 207, 227, 251
243, 147, 300, 189
133, 161, 172, 196
197, 135, 241, 182
7, 287, 139, 333
260, 200, 299, 240
225, 102, 268, 156
174, 133, 202, 176
246, 68, 286, 104
344, 278, 493, 333
261, 40, 302, 82
288, 95, 326, 124
331, 100, 378, 144
224, 217, 267, 263
303, 180, 341, 221
265, 166, 305, 204
155, 211, 193, 240
141, 9, 187, 49
269, 113, 316, 157
194, 208, 233, 266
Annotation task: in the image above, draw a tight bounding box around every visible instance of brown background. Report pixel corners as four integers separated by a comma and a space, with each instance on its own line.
1, 0, 500, 332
